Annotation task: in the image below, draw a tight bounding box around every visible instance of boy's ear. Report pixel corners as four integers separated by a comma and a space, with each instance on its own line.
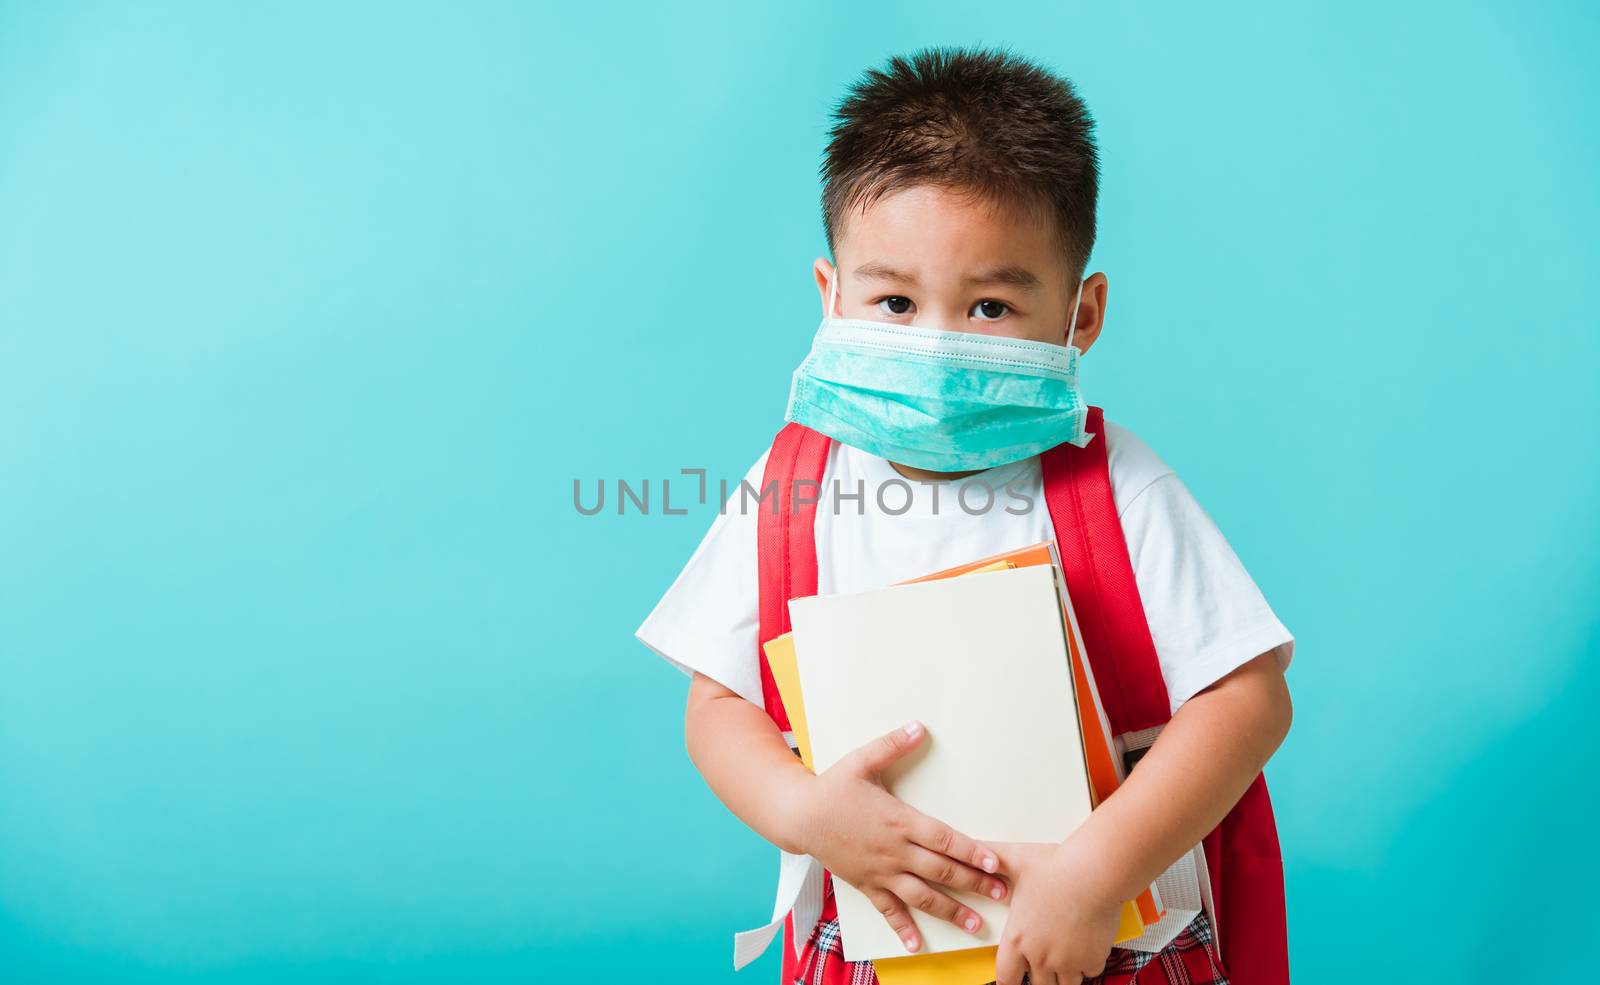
814, 256, 840, 317
1066, 272, 1109, 353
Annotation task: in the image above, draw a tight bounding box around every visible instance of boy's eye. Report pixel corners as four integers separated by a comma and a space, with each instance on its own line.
875, 296, 914, 316
972, 300, 1011, 321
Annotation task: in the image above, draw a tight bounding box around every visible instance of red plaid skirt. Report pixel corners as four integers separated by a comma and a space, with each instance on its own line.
792, 873, 1228, 985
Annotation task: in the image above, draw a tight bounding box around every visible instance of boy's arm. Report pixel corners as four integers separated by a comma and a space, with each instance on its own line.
990, 650, 1291, 985
684, 670, 1014, 952
1070, 648, 1292, 903
683, 671, 813, 855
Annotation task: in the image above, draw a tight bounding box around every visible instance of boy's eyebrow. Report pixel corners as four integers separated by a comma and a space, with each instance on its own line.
854, 260, 1043, 293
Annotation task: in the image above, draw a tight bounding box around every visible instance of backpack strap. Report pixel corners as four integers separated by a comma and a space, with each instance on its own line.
755, 422, 833, 733
746, 422, 836, 978
1039, 404, 1173, 734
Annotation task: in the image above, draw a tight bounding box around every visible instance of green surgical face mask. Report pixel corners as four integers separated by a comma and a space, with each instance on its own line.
783, 269, 1092, 472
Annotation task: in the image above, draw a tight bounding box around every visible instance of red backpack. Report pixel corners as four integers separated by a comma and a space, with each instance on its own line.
754, 405, 1290, 985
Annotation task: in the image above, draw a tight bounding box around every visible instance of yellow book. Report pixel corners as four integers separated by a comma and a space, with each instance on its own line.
765, 630, 814, 770
761, 559, 1146, 985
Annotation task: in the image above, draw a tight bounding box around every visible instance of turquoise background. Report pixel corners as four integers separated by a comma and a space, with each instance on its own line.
1, 2, 1595, 981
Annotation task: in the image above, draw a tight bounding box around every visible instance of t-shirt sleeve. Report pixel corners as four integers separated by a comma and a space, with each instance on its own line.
634, 449, 769, 708
1119, 471, 1295, 715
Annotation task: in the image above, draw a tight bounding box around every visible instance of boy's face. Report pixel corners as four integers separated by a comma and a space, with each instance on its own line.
818, 183, 1108, 353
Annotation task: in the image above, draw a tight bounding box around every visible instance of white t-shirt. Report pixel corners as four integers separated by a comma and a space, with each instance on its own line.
636, 419, 1294, 724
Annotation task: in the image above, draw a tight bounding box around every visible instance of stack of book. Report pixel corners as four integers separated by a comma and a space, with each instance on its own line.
762, 541, 1178, 985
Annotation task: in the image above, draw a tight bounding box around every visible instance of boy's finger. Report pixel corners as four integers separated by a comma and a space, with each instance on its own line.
994, 940, 1027, 985
850, 719, 925, 777
865, 887, 922, 954
906, 812, 1000, 878
890, 873, 982, 934
905, 842, 1007, 902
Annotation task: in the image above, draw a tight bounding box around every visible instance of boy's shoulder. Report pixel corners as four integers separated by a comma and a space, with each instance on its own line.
1101, 417, 1179, 517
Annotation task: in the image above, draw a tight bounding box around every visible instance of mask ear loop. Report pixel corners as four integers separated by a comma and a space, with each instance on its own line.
825, 264, 840, 319
1065, 276, 1087, 350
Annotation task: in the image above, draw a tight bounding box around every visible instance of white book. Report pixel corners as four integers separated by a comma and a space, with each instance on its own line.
787, 563, 1094, 962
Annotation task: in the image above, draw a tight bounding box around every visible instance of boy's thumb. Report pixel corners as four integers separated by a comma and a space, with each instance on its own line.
856, 720, 925, 776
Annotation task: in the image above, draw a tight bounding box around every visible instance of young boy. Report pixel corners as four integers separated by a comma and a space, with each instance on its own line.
637, 47, 1294, 985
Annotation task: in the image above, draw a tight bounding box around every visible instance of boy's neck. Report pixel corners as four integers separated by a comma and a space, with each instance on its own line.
887, 460, 987, 483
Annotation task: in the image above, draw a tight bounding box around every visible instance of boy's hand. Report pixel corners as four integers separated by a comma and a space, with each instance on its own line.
792, 720, 1011, 953
988, 839, 1124, 985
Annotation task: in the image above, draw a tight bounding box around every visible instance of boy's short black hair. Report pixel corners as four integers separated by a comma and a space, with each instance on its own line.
821, 45, 1100, 282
